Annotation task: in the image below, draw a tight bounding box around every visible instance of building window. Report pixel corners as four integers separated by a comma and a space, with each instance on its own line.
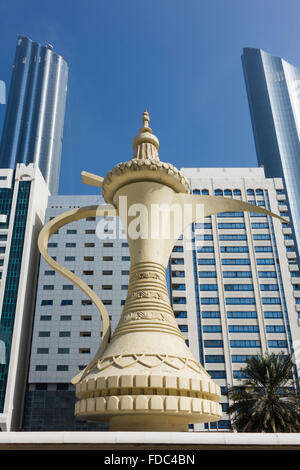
79, 348, 90, 354
218, 223, 245, 229
229, 325, 259, 333
84, 256, 94, 261
230, 340, 261, 348
61, 300, 73, 306
179, 325, 188, 332
251, 223, 269, 229
67, 230, 77, 234
266, 326, 285, 333
57, 365, 69, 371
232, 355, 254, 362
60, 315, 72, 321
253, 234, 271, 240
203, 325, 222, 333
41, 300, 53, 306
256, 259, 275, 265
80, 331, 91, 337
172, 284, 186, 290
173, 297, 187, 304
197, 246, 214, 253
202, 311, 220, 318
104, 242, 114, 247
121, 256, 130, 261
171, 258, 184, 264
85, 230, 96, 234
174, 311, 187, 318
66, 243, 76, 247
47, 242, 57, 248
224, 284, 254, 291
217, 212, 244, 217
223, 271, 252, 278
268, 340, 288, 348
205, 355, 225, 363
198, 272, 217, 278
44, 270, 55, 276
264, 311, 283, 318
204, 340, 223, 348
38, 331, 50, 337
201, 298, 219, 304
103, 256, 113, 261
65, 256, 75, 262
199, 284, 218, 291
85, 242, 95, 247
62, 285, 73, 290
196, 234, 213, 240
59, 331, 71, 337
233, 371, 248, 379
221, 259, 250, 265
35, 365, 47, 371
255, 246, 273, 252
227, 311, 257, 318
121, 270, 129, 275
58, 348, 69, 354
43, 285, 54, 290
37, 348, 49, 354
207, 370, 227, 379
260, 284, 279, 291
82, 299, 92, 305
83, 270, 94, 275
220, 246, 249, 253
40, 315, 52, 321
226, 298, 255, 304
195, 223, 212, 229
172, 246, 184, 252
81, 315, 92, 321
219, 234, 247, 241
258, 271, 277, 278
262, 298, 281, 304
197, 259, 216, 265
172, 270, 185, 277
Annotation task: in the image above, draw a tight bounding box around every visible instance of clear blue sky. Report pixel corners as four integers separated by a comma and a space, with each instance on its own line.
1, 0, 300, 195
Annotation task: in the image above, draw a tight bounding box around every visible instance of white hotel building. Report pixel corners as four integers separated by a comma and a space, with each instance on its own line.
23, 167, 300, 431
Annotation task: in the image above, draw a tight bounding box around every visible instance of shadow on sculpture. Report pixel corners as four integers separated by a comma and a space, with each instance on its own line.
38, 112, 288, 431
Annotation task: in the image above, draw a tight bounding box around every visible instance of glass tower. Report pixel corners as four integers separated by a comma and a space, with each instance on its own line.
0, 36, 68, 194
242, 48, 300, 263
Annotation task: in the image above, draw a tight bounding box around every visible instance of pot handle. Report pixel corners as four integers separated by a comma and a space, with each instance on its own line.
38, 204, 118, 384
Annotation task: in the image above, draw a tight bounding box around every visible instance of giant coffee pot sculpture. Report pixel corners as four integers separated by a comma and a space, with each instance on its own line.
38, 112, 288, 431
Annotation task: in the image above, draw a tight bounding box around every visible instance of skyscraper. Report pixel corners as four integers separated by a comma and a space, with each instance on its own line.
0, 163, 49, 431
172, 167, 300, 430
242, 48, 300, 264
0, 36, 68, 195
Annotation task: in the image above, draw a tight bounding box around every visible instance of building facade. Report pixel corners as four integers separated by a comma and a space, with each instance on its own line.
0, 164, 49, 431
0, 36, 68, 195
170, 167, 300, 430
242, 48, 300, 265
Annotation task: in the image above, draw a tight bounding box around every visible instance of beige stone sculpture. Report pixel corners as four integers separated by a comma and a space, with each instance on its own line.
38, 112, 288, 431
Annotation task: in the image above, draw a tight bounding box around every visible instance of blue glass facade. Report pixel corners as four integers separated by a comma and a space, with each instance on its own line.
242, 48, 300, 262
0, 36, 68, 194
0, 181, 31, 411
